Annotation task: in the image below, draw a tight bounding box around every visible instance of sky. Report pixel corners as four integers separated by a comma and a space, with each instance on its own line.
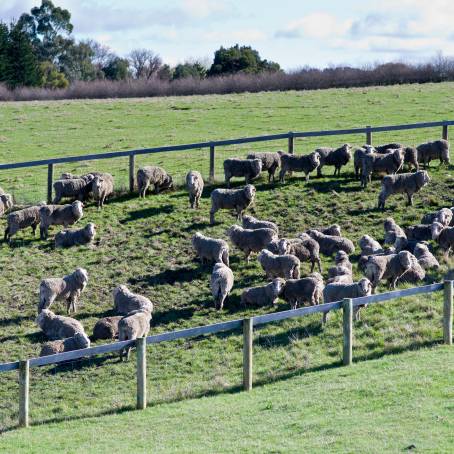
1, 0, 454, 69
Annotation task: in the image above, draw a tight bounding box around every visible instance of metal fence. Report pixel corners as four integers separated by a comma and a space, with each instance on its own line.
1, 281, 452, 429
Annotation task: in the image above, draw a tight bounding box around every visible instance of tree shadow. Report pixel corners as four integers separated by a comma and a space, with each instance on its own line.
120, 204, 174, 223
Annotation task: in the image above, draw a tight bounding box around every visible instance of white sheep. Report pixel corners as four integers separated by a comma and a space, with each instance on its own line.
186, 170, 204, 209
242, 214, 279, 234
257, 249, 300, 280
137, 166, 173, 197
39, 200, 84, 240
223, 158, 262, 187
192, 232, 229, 266
4, 204, 44, 243
227, 225, 277, 262
113, 285, 154, 315
36, 309, 86, 340
413, 242, 439, 270
40, 332, 91, 356
118, 310, 152, 361
210, 185, 255, 225
54, 223, 96, 248
92, 173, 114, 209
210, 262, 234, 310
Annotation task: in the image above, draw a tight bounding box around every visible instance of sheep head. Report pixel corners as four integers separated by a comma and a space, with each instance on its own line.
86, 223, 96, 238
310, 152, 321, 167
113, 284, 128, 299
251, 159, 262, 174
271, 278, 285, 297
416, 170, 430, 187
397, 251, 412, 270
74, 332, 91, 349
36, 309, 54, 327
243, 184, 256, 200
277, 238, 289, 255
72, 200, 84, 217
358, 278, 372, 297
431, 221, 444, 240
335, 250, 348, 263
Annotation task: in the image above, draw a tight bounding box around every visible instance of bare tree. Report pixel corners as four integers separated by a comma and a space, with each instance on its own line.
128, 49, 162, 79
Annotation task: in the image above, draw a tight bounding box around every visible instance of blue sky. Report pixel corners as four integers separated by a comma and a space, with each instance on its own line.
1, 0, 454, 69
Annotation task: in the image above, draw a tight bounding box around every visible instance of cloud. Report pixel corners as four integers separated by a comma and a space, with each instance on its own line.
203, 29, 266, 43
181, 0, 229, 19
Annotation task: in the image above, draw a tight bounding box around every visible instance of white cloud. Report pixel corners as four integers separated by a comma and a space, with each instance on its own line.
181, 0, 229, 19
203, 29, 266, 43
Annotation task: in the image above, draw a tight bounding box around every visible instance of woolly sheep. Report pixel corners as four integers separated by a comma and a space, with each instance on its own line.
421, 207, 453, 227
210, 185, 255, 225
52, 175, 94, 204
257, 249, 300, 280
92, 173, 114, 209
374, 144, 419, 171
359, 234, 383, 256
378, 171, 430, 209
320, 224, 342, 237
223, 158, 262, 187
383, 218, 406, 244
113, 285, 154, 315
315, 144, 352, 177
4, 204, 44, 243
241, 278, 284, 307
39, 267, 89, 314
397, 253, 426, 284
118, 310, 152, 361
279, 151, 320, 183
40, 332, 90, 357
327, 266, 353, 284
431, 222, 454, 259
417, 139, 450, 168
279, 273, 324, 309
0, 193, 13, 216
413, 242, 439, 270
137, 166, 173, 197
306, 229, 355, 256
192, 232, 229, 266
39, 200, 84, 240
54, 222, 96, 248
36, 309, 86, 340
92, 316, 123, 341
404, 224, 433, 241
353, 145, 374, 180
186, 170, 204, 209
361, 149, 404, 188
246, 151, 283, 182
278, 236, 321, 273
210, 262, 234, 310
242, 214, 279, 234
228, 225, 277, 262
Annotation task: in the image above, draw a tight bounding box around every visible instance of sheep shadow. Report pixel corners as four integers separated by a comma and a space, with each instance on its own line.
153, 306, 197, 326
0, 314, 31, 328
128, 265, 207, 286
120, 204, 174, 223
3, 237, 42, 249
143, 228, 173, 239
307, 180, 359, 194
182, 221, 211, 233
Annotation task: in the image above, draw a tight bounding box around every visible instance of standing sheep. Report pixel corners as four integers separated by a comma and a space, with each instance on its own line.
241, 278, 284, 307
279, 151, 320, 183
421, 208, 453, 227
118, 310, 152, 361
223, 158, 262, 187
246, 151, 283, 182
257, 249, 300, 280
92, 316, 123, 341
192, 232, 229, 266
210, 262, 234, 310
278, 236, 321, 273
242, 214, 279, 234
279, 273, 324, 309
306, 229, 355, 256
52, 175, 94, 204
92, 173, 114, 209
210, 185, 255, 225
39, 200, 84, 239
137, 166, 173, 197
361, 149, 404, 188
54, 223, 96, 248
413, 242, 439, 270
0, 193, 13, 216
417, 139, 450, 168
353, 145, 374, 180
113, 285, 154, 315
431, 222, 454, 259
397, 253, 426, 284
4, 204, 44, 243
228, 225, 277, 262
40, 332, 91, 357
186, 170, 204, 209
36, 309, 86, 340
315, 144, 352, 177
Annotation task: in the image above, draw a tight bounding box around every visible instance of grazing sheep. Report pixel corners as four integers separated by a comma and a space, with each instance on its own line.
431, 222, 454, 259
265, 239, 281, 255
247, 151, 283, 182
192, 232, 229, 266
223, 158, 262, 187
186, 170, 204, 209
40, 332, 91, 357
257, 249, 300, 280
228, 225, 277, 262
210, 185, 255, 225
118, 310, 152, 361
327, 266, 353, 284
210, 262, 234, 310
0, 193, 13, 216
383, 218, 406, 244
364, 251, 412, 292
4, 204, 44, 243
52, 175, 94, 204
417, 139, 450, 168
92, 316, 123, 341
137, 166, 173, 197
306, 229, 355, 256
278, 236, 321, 273
39, 200, 84, 240
377, 171, 430, 209
405, 224, 433, 241
279, 151, 320, 183
54, 223, 96, 248
421, 208, 453, 227
39, 268, 89, 314
413, 242, 439, 270
315, 144, 352, 177
280, 273, 324, 309
320, 224, 341, 237
92, 173, 114, 209
36, 309, 86, 340
361, 149, 404, 188
397, 253, 426, 284
242, 214, 279, 234
241, 278, 284, 307
113, 285, 154, 315
359, 234, 383, 256
353, 145, 374, 180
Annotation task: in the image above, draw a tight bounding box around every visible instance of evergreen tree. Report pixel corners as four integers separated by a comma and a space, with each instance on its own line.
0, 23, 9, 83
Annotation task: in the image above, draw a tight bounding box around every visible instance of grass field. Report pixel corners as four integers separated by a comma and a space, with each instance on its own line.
0, 83, 453, 442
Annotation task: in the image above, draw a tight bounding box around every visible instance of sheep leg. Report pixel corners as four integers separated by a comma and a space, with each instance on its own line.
40, 225, 48, 240
225, 177, 231, 188
31, 222, 38, 236
322, 311, 329, 324
279, 169, 286, 183
154, 184, 160, 195
305, 173, 310, 182
210, 209, 216, 225
354, 307, 361, 321
406, 192, 413, 206
245, 250, 251, 263
317, 259, 322, 273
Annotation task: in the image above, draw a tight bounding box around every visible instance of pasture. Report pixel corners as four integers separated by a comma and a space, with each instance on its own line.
0, 82, 453, 439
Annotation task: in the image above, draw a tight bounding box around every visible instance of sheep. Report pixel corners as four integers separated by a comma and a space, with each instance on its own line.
413, 242, 439, 270
404, 224, 433, 242
39, 268, 89, 314
227, 225, 277, 262
186, 170, 204, 209
36, 309, 86, 340
361, 149, 404, 188
52, 175, 94, 204
223, 158, 262, 187
0, 193, 13, 216
315, 144, 352, 177
279, 151, 320, 183
210, 184, 255, 225
4, 204, 44, 244
364, 250, 412, 292
353, 145, 374, 180
421, 208, 453, 227
383, 217, 406, 243
241, 278, 284, 307
359, 234, 383, 256
54, 223, 96, 248
92, 316, 123, 341
322, 278, 373, 323
40, 332, 91, 357
431, 222, 454, 259
210, 262, 234, 310
242, 214, 279, 234
327, 251, 353, 284
374, 143, 404, 153
279, 273, 324, 309
246, 151, 283, 182
417, 139, 450, 168
306, 229, 355, 256
320, 224, 341, 237
374, 144, 419, 170
266, 239, 281, 255
278, 236, 321, 273
397, 253, 426, 284
113, 285, 154, 315
192, 232, 229, 266
118, 310, 152, 361
377, 171, 430, 210
137, 166, 173, 197
39, 200, 84, 240
92, 173, 114, 209
257, 249, 300, 280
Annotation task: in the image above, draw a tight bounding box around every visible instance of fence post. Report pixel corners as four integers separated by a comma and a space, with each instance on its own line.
288, 132, 294, 154
442, 121, 449, 141
19, 359, 30, 428
129, 154, 135, 193
444, 280, 453, 345
343, 298, 353, 366
47, 164, 53, 204
136, 337, 147, 410
209, 144, 215, 183
366, 126, 372, 146
243, 318, 253, 391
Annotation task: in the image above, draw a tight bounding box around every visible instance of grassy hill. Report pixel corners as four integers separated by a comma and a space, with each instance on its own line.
0, 83, 453, 435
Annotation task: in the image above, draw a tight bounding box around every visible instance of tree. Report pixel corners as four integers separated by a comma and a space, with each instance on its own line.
128, 49, 162, 79
0, 22, 9, 83
102, 57, 130, 80
40, 61, 68, 88
172, 61, 206, 80
59, 40, 97, 81
157, 64, 173, 81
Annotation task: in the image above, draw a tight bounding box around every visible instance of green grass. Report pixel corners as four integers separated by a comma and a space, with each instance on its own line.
0, 83, 453, 438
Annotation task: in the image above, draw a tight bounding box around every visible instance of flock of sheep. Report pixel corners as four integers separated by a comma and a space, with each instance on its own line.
0, 136, 452, 362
